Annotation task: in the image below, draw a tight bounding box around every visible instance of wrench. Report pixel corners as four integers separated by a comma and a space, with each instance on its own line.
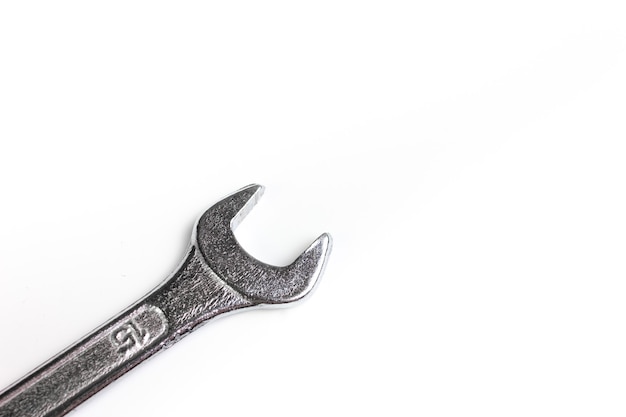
0, 184, 332, 417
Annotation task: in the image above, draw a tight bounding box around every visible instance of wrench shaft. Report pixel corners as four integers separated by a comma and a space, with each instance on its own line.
0, 248, 252, 417
0, 302, 168, 417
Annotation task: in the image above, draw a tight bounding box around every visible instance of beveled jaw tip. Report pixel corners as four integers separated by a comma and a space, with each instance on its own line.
226, 184, 265, 229
287, 232, 333, 302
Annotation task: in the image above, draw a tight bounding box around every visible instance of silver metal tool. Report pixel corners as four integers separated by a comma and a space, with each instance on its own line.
0, 184, 332, 417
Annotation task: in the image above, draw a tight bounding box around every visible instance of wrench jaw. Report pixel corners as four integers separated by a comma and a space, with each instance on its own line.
195, 184, 333, 306
269, 232, 332, 305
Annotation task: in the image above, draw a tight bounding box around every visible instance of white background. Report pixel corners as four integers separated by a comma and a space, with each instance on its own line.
1, 1, 626, 416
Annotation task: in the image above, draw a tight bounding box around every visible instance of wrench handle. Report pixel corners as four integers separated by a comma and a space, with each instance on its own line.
0, 303, 169, 417
0, 248, 253, 417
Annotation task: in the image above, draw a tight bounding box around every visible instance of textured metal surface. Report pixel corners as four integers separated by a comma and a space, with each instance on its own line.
0, 184, 332, 417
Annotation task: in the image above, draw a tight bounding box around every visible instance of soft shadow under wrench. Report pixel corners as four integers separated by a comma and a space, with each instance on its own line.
0, 184, 332, 417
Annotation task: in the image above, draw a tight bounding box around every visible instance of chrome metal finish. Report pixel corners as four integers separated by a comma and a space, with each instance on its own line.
0, 184, 332, 417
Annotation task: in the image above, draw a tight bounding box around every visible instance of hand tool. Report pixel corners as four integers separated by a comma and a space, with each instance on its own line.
0, 184, 332, 417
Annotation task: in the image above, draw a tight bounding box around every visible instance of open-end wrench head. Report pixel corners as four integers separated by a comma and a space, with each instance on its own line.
195, 184, 332, 305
